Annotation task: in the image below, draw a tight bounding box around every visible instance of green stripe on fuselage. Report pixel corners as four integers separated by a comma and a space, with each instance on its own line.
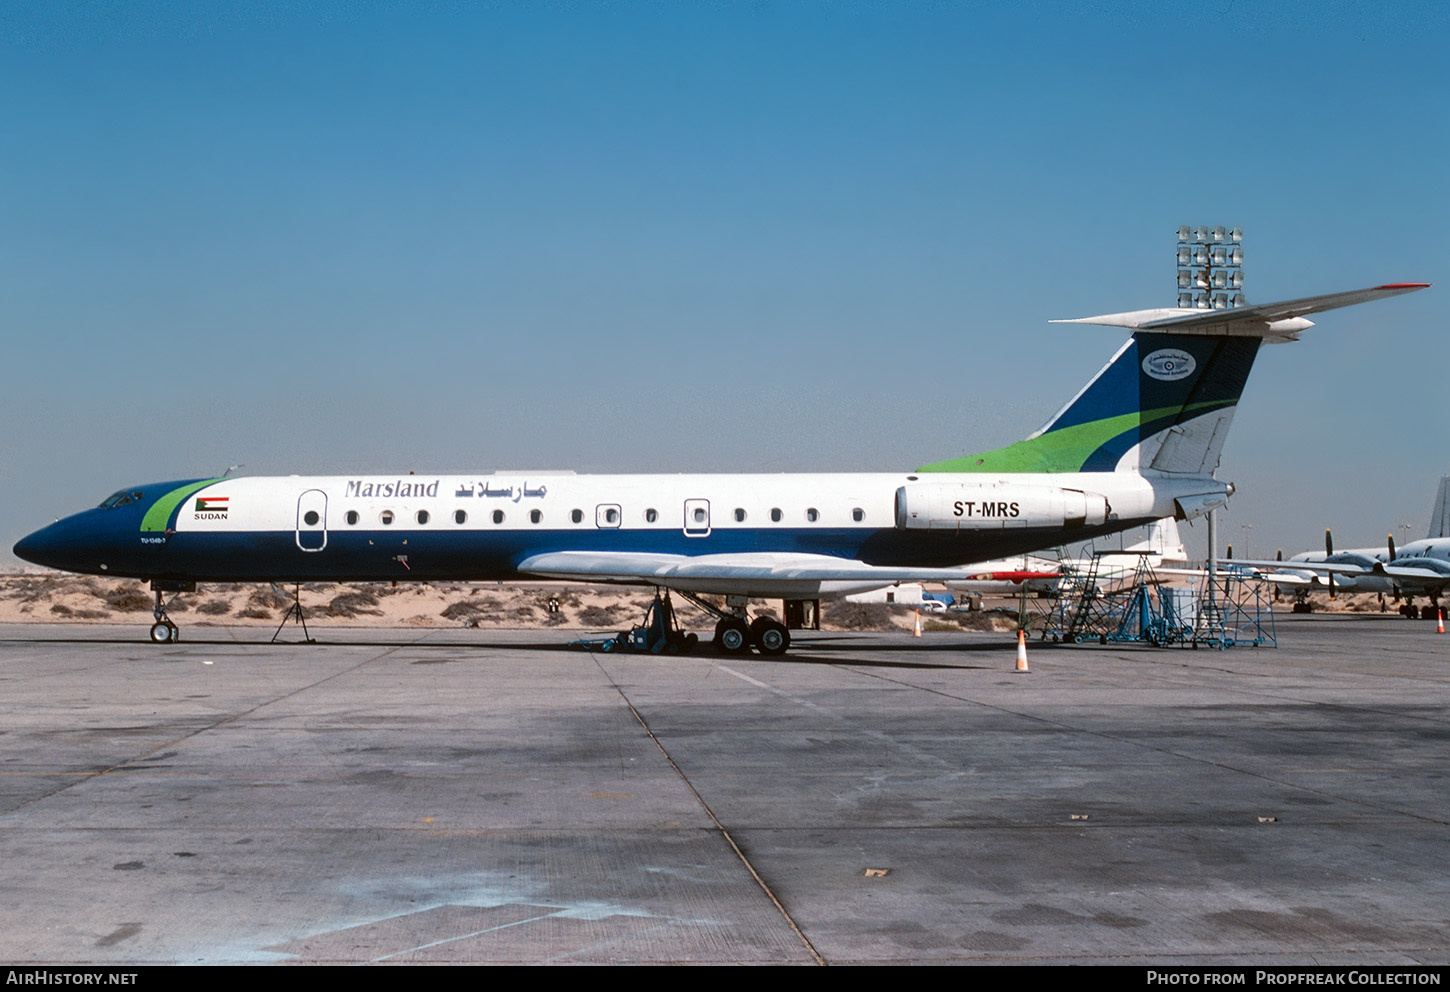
140, 480, 223, 532
917, 401, 1229, 474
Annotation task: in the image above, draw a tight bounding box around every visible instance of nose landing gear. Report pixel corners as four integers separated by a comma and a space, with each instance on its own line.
147, 580, 193, 643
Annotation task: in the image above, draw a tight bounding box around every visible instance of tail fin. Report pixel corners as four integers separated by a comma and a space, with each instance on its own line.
1126, 517, 1187, 562
918, 283, 1428, 476
1428, 476, 1450, 540
918, 331, 1259, 474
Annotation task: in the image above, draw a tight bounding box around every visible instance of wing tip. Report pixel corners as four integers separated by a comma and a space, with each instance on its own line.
1377, 282, 1432, 289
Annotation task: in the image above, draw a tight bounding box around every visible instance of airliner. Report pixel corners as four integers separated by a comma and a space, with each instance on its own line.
1260, 476, 1450, 617
13, 282, 1428, 650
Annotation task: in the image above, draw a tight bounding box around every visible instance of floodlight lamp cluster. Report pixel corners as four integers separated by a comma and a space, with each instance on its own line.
1176, 225, 1244, 310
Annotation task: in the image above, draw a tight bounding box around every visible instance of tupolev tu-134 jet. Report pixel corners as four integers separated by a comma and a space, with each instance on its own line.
14, 281, 1428, 651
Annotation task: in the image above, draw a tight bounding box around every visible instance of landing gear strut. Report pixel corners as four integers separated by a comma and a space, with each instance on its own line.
147, 580, 192, 644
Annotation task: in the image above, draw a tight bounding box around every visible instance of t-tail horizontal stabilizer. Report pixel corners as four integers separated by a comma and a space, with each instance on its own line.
919, 283, 1429, 476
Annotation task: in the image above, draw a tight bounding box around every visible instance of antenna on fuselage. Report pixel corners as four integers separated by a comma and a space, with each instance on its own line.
222, 464, 244, 478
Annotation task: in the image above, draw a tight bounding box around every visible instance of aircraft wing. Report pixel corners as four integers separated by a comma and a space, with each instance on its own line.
959, 569, 1061, 582
1229, 558, 1374, 576
1379, 564, 1450, 583
516, 551, 999, 598
1231, 558, 1450, 587
1258, 571, 1316, 587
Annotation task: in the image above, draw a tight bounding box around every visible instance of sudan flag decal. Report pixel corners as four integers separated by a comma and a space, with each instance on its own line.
194, 497, 229, 519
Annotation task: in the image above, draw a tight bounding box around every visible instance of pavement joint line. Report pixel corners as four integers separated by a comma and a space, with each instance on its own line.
715, 662, 951, 768
588, 650, 828, 967
0, 639, 413, 816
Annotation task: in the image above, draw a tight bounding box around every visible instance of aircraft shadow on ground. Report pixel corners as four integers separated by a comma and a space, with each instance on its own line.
0, 628, 1035, 670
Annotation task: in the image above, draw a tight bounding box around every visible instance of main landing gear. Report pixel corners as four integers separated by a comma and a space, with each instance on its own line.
576, 591, 795, 657
709, 615, 790, 656
686, 593, 790, 656
1398, 599, 1442, 621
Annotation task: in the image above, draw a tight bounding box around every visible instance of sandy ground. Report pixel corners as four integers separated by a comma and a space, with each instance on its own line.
0, 571, 1397, 638
0, 572, 1020, 635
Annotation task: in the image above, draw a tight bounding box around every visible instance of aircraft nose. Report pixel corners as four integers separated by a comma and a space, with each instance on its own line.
12, 516, 109, 573
13, 527, 46, 565
14, 525, 61, 569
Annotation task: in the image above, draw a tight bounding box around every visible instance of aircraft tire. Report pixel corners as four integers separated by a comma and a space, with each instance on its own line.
150, 622, 175, 644
750, 617, 790, 656
714, 618, 750, 655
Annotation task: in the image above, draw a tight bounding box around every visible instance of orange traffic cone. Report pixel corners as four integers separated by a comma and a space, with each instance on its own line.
1438, 609, 1444, 634
913, 610, 922, 637
1015, 629, 1030, 673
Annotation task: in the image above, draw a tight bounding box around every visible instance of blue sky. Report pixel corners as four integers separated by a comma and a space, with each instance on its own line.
2, 1, 1445, 563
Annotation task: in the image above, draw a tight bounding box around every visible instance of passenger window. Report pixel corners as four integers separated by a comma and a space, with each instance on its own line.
806, 508, 819, 522
530, 509, 542, 524
416, 510, 430, 525
694, 508, 707, 523
454, 510, 467, 525
645, 508, 658, 523
770, 508, 782, 522
380, 511, 394, 525
606, 507, 619, 524
346, 510, 359, 526
734, 508, 747, 522
493, 510, 505, 524
571, 509, 583, 524
303, 510, 320, 526
852, 508, 864, 522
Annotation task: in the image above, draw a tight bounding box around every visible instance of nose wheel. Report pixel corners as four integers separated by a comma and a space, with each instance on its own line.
148, 584, 184, 643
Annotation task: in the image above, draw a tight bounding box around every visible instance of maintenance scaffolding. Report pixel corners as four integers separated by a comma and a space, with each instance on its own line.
1035, 553, 1274, 649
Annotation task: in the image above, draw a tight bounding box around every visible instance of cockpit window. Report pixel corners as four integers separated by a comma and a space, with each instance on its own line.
100, 491, 142, 509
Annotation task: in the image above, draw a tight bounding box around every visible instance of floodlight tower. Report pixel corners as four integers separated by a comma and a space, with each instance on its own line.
1176, 225, 1244, 310
1179, 225, 1243, 616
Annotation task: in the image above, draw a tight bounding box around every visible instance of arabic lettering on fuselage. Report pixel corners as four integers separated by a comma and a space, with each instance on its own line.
482, 482, 547, 502
343, 479, 547, 501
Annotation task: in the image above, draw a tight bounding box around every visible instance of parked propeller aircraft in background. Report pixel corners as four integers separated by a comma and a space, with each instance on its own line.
1258, 476, 1450, 618
13, 282, 1428, 650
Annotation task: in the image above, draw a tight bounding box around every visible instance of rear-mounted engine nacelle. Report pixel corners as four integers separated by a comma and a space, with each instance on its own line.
895, 484, 1109, 531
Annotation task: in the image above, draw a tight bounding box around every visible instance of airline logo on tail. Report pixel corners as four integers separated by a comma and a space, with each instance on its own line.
1142, 349, 1195, 381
